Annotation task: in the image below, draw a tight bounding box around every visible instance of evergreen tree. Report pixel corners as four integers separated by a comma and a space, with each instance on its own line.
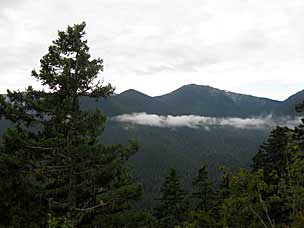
0, 22, 148, 227
154, 168, 187, 228
220, 144, 304, 228
220, 169, 275, 228
252, 126, 293, 182
251, 126, 296, 224
287, 145, 304, 226
218, 167, 231, 201
191, 165, 213, 210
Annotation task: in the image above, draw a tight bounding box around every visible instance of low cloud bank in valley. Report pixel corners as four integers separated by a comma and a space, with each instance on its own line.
111, 112, 301, 130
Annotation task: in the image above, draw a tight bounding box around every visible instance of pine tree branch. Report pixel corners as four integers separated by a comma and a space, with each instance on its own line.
24, 145, 58, 151
74, 201, 107, 212
248, 205, 270, 228
257, 187, 275, 228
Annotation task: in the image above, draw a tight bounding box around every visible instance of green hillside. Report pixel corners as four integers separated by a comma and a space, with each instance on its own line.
1, 85, 303, 208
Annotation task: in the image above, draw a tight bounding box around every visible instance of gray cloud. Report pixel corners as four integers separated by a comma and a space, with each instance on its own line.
111, 112, 302, 130
1, 0, 304, 100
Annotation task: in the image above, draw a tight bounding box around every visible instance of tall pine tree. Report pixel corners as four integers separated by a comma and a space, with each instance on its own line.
0, 22, 148, 227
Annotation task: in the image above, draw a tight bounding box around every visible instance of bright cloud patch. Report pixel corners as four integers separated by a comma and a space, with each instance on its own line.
111, 112, 301, 129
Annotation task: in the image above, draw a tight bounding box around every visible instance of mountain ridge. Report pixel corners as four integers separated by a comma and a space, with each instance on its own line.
1, 84, 304, 208
82, 84, 301, 118
118, 84, 299, 102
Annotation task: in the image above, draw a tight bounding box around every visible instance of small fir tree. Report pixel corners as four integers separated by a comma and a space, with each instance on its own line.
191, 165, 213, 210
154, 168, 187, 228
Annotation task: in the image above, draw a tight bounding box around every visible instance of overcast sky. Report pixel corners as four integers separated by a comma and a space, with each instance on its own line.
1, 0, 304, 100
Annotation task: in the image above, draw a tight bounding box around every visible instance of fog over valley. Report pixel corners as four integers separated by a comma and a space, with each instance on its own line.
111, 112, 302, 130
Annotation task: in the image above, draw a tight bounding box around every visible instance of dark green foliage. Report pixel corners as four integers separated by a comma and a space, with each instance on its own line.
177, 165, 218, 228
0, 22, 148, 227
154, 168, 187, 228
191, 165, 213, 210
102, 122, 269, 208
252, 126, 294, 181
0, 152, 48, 228
216, 125, 304, 227
211, 167, 231, 207
220, 169, 273, 228
252, 127, 296, 224
220, 144, 304, 228
4, 85, 304, 209
177, 210, 217, 228
158, 118, 304, 228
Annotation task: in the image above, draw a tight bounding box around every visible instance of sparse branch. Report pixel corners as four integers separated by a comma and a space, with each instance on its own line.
257, 187, 275, 228
74, 201, 107, 212
248, 205, 270, 228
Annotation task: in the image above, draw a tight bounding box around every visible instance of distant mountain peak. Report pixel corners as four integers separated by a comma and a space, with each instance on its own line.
119, 89, 151, 98
80, 84, 304, 117
179, 84, 212, 90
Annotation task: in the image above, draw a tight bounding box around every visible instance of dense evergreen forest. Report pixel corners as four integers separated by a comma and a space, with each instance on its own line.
1, 23, 304, 227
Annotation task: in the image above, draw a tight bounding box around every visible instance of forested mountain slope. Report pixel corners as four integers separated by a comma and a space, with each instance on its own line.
81, 84, 284, 117
82, 84, 303, 206
1, 84, 303, 207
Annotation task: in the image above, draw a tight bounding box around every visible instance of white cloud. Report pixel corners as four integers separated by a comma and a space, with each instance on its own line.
111, 112, 302, 129
1, 0, 304, 100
